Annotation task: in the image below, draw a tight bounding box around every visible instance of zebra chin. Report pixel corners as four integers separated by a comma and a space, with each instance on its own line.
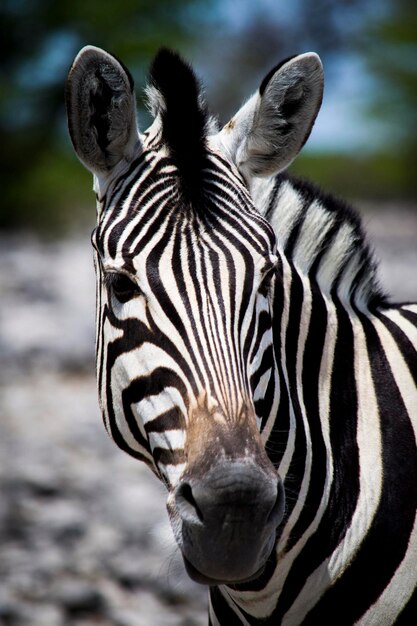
181, 552, 270, 586
166, 459, 285, 586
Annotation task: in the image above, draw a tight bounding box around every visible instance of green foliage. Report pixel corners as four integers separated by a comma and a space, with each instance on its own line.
1, 150, 93, 233
1, 0, 415, 234
0, 0, 206, 233
291, 151, 417, 202
362, 0, 417, 152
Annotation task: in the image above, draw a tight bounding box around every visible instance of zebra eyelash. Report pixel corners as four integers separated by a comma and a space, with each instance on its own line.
104, 271, 142, 303
258, 258, 279, 296
258, 274, 274, 297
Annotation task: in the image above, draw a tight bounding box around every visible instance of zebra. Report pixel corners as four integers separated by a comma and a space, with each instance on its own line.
65, 45, 417, 625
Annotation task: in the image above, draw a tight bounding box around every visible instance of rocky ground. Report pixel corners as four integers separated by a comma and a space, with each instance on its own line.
0, 236, 207, 626
0, 204, 416, 626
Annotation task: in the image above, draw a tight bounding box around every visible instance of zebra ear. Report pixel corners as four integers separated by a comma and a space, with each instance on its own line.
217, 53, 323, 180
65, 46, 141, 177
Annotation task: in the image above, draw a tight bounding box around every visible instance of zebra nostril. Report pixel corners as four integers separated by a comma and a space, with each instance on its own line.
175, 482, 204, 525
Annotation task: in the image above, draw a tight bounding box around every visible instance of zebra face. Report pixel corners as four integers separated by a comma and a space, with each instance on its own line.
67, 46, 323, 585
92, 147, 285, 584
92, 143, 279, 475
94, 150, 284, 584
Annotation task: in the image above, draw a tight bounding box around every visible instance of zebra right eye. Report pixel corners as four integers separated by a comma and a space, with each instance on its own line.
106, 273, 140, 303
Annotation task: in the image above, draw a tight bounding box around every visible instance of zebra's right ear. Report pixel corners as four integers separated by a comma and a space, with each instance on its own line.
65, 46, 141, 177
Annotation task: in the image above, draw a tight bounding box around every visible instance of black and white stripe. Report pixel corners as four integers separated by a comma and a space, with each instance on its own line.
66, 46, 417, 625
92, 144, 279, 487
210, 175, 417, 624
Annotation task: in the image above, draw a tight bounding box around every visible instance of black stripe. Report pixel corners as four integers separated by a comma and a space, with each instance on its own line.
272, 300, 360, 622
102, 302, 194, 454
193, 225, 232, 402
250, 343, 274, 393
107, 175, 176, 258
280, 263, 307, 533
287, 280, 328, 541
197, 211, 255, 408
145, 211, 207, 391
126, 190, 177, 260
265, 174, 285, 221
379, 312, 417, 387
259, 366, 277, 434
400, 307, 417, 326
101, 305, 153, 463
302, 311, 417, 624
209, 587, 245, 625
203, 178, 270, 254
246, 308, 272, 364
107, 151, 149, 206
152, 447, 185, 466
283, 197, 307, 259
264, 261, 291, 469
144, 407, 185, 433
173, 217, 229, 404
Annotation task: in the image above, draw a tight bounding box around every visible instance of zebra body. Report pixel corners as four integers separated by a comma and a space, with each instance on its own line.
66, 46, 417, 624
214, 174, 417, 624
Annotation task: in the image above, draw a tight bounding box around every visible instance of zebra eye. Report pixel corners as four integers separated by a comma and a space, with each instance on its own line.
106, 272, 140, 303
258, 272, 274, 297
258, 261, 278, 296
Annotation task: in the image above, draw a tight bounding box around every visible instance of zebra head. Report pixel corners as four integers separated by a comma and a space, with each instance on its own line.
66, 47, 323, 585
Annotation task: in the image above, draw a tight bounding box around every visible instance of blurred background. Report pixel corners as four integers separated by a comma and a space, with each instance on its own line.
0, 1, 416, 625
1, 0, 416, 232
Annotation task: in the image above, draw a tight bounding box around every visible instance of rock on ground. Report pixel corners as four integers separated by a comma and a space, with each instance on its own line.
0, 373, 207, 626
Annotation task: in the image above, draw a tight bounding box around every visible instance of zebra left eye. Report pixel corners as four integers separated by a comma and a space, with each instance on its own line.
107, 273, 140, 303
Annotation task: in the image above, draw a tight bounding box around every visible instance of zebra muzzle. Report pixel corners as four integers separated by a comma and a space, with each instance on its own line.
170, 460, 285, 585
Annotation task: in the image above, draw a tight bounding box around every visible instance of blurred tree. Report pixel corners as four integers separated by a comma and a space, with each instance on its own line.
362, 0, 417, 194
197, 0, 416, 201
0, 0, 415, 233
195, 0, 367, 123
0, 0, 205, 231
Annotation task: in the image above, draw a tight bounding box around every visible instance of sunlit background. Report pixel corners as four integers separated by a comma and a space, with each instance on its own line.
0, 2, 416, 625
1, 0, 416, 231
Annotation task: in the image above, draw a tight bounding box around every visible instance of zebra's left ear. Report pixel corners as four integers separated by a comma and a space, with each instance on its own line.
216, 53, 323, 180
65, 46, 141, 178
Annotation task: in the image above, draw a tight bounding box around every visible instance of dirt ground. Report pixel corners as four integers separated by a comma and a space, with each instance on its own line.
0, 203, 416, 625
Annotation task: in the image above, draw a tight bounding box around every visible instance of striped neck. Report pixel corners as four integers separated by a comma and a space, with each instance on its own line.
251, 174, 386, 311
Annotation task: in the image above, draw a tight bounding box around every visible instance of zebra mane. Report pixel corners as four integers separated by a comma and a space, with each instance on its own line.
147, 48, 212, 203
259, 175, 387, 308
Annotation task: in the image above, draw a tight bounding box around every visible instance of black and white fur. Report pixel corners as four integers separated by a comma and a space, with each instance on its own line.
66, 46, 417, 625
